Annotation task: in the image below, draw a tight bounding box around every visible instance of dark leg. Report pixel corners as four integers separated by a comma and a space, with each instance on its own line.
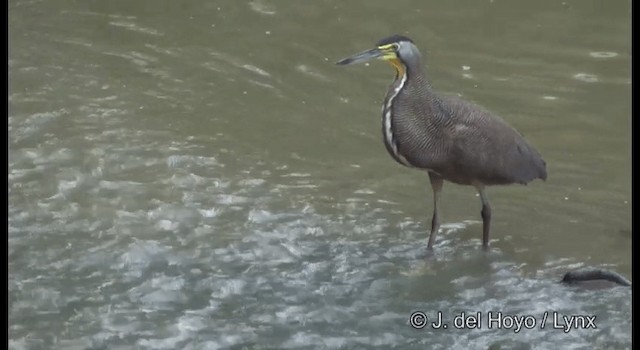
476, 186, 491, 250
427, 172, 443, 250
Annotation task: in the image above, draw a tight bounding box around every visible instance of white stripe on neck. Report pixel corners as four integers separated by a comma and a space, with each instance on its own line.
383, 72, 413, 167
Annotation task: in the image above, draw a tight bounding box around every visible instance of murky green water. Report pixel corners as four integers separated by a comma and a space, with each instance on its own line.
9, 0, 631, 349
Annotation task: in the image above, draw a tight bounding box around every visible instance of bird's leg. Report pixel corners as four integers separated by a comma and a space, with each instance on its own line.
427, 172, 443, 250
475, 185, 491, 250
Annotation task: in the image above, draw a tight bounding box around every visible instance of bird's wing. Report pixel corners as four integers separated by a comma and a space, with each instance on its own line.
443, 96, 547, 185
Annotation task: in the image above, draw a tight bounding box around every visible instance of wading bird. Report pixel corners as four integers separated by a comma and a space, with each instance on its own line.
336, 35, 546, 250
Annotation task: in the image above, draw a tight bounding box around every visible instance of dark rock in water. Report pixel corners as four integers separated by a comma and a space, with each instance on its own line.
561, 268, 631, 289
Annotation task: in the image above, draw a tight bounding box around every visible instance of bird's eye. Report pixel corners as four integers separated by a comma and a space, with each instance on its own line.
392, 43, 400, 50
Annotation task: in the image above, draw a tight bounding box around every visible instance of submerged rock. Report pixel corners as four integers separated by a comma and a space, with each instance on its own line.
561, 268, 631, 289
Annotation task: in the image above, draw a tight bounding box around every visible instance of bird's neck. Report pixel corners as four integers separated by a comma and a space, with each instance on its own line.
381, 64, 441, 167
395, 66, 442, 114
385, 64, 449, 140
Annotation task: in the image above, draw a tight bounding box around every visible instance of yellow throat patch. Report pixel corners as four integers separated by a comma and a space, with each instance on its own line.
388, 58, 405, 76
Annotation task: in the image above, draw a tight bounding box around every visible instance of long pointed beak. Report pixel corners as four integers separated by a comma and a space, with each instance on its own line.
336, 47, 385, 65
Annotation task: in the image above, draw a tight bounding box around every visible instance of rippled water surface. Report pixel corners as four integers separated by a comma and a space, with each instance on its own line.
9, 1, 631, 349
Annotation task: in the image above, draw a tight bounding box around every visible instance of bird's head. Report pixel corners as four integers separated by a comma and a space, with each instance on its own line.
336, 35, 421, 76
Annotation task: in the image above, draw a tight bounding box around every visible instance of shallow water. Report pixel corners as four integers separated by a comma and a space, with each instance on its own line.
9, 1, 631, 349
